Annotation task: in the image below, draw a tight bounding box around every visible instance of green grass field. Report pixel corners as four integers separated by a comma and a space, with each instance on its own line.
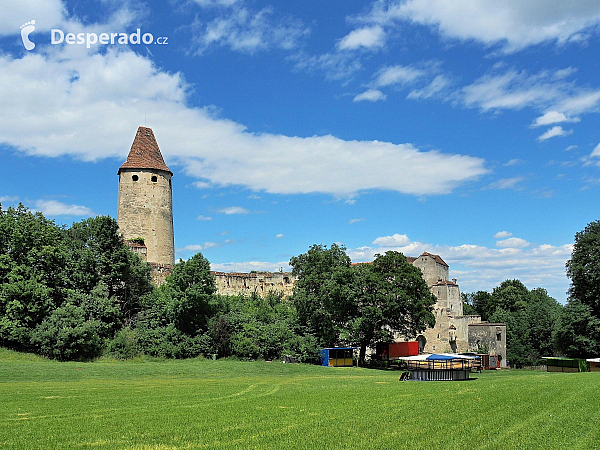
1, 349, 598, 449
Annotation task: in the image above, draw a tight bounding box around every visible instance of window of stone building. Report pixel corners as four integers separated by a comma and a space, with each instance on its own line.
497, 332, 501, 341
132, 175, 138, 181
151, 175, 158, 182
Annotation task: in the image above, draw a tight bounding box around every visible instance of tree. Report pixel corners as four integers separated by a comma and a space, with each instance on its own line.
554, 300, 600, 358
566, 220, 600, 316
349, 252, 436, 364
289, 244, 353, 348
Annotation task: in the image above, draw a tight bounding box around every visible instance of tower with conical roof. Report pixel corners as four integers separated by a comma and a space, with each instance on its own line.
118, 126, 174, 267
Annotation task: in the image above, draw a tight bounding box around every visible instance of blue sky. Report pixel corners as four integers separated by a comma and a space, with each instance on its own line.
2, 0, 600, 302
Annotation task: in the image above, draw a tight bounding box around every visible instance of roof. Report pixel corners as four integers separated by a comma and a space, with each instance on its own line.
468, 323, 506, 327
398, 353, 477, 361
419, 252, 448, 267
433, 280, 458, 286
118, 126, 172, 175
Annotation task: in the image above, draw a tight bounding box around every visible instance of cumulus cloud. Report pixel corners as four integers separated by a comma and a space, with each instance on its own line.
591, 143, 600, 158
217, 206, 250, 215
0, 46, 487, 197
276, 233, 284, 238
355, 0, 600, 53
337, 25, 386, 51
196, 215, 213, 221
353, 89, 386, 102
373, 64, 425, 87
496, 237, 530, 248
372, 233, 410, 246
532, 111, 580, 127
177, 242, 219, 253
493, 231, 512, 239
33, 199, 94, 216
537, 126, 572, 142
349, 232, 572, 302
0, 0, 65, 35
211, 260, 291, 273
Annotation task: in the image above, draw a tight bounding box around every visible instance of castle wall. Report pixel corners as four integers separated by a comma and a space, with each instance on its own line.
213, 272, 297, 298
118, 168, 174, 267
468, 323, 507, 367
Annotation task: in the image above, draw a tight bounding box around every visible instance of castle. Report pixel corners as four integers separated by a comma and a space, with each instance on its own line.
118, 126, 506, 364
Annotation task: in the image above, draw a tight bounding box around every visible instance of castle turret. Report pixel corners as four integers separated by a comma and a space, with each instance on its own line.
117, 126, 174, 267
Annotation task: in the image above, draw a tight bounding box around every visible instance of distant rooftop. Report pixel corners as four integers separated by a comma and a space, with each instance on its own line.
118, 126, 172, 175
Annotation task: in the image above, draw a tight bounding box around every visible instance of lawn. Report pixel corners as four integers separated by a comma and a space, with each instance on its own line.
0, 349, 598, 449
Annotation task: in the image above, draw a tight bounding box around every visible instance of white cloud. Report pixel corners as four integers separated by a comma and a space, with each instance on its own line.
0, 195, 19, 204
348, 218, 365, 224
503, 159, 522, 167
372, 233, 410, 247
211, 260, 291, 273
192, 0, 240, 8
591, 144, 600, 158
217, 206, 250, 215
177, 242, 219, 253
353, 89, 386, 102
494, 231, 512, 239
191, 6, 309, 54
537, 126, 572, 142
347, 234, 573, 302
337, 26, 386, 51
0, 39, 487, 198
486, 177, 523, 190
407, 75, 450, 100
496, 237, 530, 248
33, 199, 94, 216
197, 215, 213, 221
0, 0, 65, 36
532, 111, 580, 127
373, 65, 425, 87
565, 145, 578, 151
357, 0, 600, 53
291, 51, 362, 81
276, 233, 284, 238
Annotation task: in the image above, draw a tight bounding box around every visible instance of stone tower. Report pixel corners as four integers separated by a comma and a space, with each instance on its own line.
117, 126, 174, 267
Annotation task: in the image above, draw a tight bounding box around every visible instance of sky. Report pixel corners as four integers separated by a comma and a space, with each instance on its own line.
2, 0, 600, 303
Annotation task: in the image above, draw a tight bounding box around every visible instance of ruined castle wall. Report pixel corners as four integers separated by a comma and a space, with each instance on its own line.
118, 168, 174, 267
468, 323, 507, 367
213, 272, 297, 298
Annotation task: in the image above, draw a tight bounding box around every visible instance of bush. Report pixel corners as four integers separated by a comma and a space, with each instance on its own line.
30, 304, 103, 361
106, 327, 140, 359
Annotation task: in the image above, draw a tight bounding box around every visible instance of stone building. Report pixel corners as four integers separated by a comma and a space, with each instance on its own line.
116, 127, 505, 365
118, 126, 175, 272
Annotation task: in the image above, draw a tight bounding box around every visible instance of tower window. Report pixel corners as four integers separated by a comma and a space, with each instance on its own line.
151, 176, 158, 182
132, 175, 138, 181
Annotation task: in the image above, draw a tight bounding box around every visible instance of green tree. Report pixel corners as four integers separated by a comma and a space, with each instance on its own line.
349, 252, 436, 364
554, 300, 600, 358
289, 244, 353, 348
566, 220, 600, 316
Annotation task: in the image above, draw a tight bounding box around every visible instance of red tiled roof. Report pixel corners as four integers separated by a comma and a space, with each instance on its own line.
433, 280, 457, 286
118, 127, 172, 175
419, 252, 448, 267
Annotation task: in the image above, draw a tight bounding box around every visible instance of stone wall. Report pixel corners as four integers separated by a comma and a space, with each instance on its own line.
468, 323, 507, 367
118, 168, 174, 267
213, 271, 297, 298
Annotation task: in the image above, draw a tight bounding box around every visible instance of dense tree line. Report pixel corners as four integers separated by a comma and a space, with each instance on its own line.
0, 205, 436, 363
462, 220, 600, 365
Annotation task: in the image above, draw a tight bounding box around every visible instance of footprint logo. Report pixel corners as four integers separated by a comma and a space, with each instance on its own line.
20, 20, 36, 51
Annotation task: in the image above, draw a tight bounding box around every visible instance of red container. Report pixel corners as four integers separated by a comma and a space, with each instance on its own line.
388, 341, 419, 358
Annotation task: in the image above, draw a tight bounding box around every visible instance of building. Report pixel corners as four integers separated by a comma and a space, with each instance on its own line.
118, 126, 175, 278
117, 127, 505, 364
